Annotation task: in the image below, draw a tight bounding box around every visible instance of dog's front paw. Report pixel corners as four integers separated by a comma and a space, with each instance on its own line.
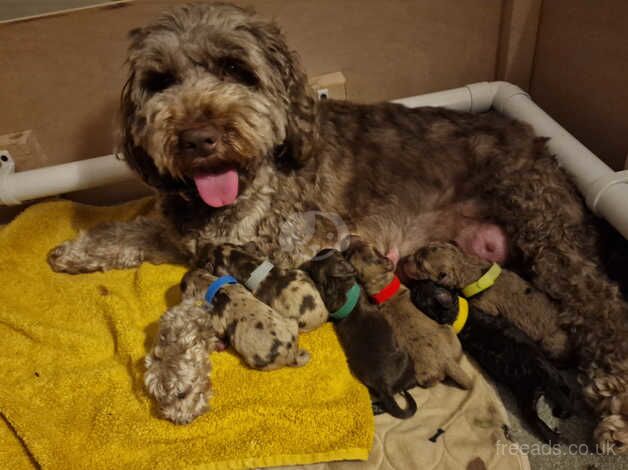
47, 236, 104, 274
144, 343, 212, 424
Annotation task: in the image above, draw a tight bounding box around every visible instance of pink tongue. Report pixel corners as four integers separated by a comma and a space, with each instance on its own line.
193, 169, 239, 207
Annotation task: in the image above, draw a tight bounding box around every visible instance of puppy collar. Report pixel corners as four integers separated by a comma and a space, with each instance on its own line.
452, 297, 469, 334
330, 283, 361, 320
461, 263, 502, 298
205, 275, 238, 304
244, 260, 274, 291
371, 275, 401, 304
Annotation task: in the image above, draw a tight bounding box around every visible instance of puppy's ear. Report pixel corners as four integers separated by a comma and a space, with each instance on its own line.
241, 241, 262, 257
330, 260, 356, 279
434, 288, 454, 308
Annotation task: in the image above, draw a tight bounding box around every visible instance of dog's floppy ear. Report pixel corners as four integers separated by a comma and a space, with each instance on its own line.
117, 71, 164, 188
249, 21, 316, 167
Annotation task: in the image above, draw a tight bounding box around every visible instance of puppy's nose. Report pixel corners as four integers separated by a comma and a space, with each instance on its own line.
179, 127, 220, 157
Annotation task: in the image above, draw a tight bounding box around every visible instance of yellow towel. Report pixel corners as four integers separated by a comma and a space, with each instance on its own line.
0, 199, 373, 470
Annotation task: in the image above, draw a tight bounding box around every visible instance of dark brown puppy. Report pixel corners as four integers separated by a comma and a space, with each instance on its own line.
303, 249, 417, 419
343, 237, 472, 390
411, 280, 575, 443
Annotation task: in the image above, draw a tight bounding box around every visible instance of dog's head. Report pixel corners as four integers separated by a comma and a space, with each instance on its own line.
119, 3, 316, 205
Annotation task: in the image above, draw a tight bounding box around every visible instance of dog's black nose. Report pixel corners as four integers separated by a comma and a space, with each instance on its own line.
179, 127, 220, 157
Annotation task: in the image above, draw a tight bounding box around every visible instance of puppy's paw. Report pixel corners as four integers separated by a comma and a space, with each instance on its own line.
294, 349, 310, 367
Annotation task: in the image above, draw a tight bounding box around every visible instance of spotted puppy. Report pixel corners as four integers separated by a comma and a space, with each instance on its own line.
403, 241, 571, 361
343, 237, 472, 389
302, 249, 417, 418
180, 268, 310, 370
411, 280, 575, 443
197, 242, 328, 331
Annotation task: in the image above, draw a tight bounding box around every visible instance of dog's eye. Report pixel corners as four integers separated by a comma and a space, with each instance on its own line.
437, 272, 447, 280
141, 71, 177, 94
217, 57, 259, 87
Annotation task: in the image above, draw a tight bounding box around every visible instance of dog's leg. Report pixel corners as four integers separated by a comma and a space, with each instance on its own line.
488, 150, 628, 454
47, 216, 186, 273
144, 298, 218, 424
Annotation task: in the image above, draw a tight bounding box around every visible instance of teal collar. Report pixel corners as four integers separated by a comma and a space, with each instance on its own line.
330, 283, 361, 320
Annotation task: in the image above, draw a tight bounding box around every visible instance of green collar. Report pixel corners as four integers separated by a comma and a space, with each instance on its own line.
461, 263, 502, 298
330, 283, 361, 320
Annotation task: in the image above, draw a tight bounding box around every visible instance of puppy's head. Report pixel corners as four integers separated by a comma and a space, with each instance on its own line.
403, 242, 467, 286
120, 3, 315, 204
409, 280, 458, 325
342, 236, 394, 288
302, 249, 358, 312
195, 242, 262, 277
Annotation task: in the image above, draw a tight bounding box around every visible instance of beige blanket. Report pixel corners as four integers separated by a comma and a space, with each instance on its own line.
276, 356, 530, 470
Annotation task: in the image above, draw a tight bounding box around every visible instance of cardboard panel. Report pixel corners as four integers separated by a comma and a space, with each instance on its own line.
495, 0, 542, 90
531, 0, 628, 170
0, 0, 502, 170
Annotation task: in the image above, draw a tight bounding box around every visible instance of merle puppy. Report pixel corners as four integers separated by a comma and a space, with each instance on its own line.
411, 279, 575, 443
303, 249, 417, 419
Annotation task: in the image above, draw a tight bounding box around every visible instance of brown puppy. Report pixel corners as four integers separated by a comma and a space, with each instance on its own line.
403, 242, 571, 361
197, 242, 328, 332
181, 268, 310, 371
302, 249, 417, 419
343, 237, 472, 389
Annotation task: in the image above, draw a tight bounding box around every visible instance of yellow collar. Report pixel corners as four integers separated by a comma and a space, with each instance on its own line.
452, 297, 469, 333
461, 263, 502, 298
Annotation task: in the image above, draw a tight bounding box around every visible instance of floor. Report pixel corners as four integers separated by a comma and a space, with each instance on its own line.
497, 377, 626, 470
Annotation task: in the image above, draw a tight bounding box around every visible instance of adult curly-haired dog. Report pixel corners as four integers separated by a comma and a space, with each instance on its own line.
47, 2, 628, 451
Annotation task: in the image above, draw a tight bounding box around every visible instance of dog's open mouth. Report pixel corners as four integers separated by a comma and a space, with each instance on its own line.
193, 168, 239, 207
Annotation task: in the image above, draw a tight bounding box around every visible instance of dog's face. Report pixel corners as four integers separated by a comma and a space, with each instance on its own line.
120, 3, 315, 205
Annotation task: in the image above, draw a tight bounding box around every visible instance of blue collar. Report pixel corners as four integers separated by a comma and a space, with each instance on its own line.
204, 275, 238, 304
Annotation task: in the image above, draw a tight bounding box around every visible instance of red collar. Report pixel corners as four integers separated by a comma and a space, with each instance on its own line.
371, 275, 401, 304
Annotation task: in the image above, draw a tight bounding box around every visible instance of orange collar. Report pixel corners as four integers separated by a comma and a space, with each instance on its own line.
372, 275, 401, 304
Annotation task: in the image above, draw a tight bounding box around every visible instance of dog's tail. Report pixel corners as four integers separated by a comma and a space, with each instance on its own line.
377, 390, 417, 419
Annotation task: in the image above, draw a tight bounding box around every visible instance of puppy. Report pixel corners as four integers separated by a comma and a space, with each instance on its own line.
403, 242, 571, 361
343, 237, 472, 390
181, 267, 310, 370
303, 249, 417, 418
197, 243, 328, 332
411, 280, 575, 443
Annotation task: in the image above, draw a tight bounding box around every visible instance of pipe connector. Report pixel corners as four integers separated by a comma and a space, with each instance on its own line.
586, 170, 628, 215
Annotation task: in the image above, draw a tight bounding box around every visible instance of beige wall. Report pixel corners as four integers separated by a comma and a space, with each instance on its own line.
0, 0, 503, 173
530, 0, 628, 170
2, 0, 626, 218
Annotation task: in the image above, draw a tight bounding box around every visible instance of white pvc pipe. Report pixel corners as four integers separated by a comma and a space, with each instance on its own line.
1, 81, 626, 239
0, 154, 134, 205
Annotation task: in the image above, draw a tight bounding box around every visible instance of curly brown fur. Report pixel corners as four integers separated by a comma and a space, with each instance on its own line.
144, 297, 219, 424
411, 279, 575, 443
196, 242, 328, 331
343, 237, 472, 390
180, 268, 309, 371
404, 241, 572, 362
47, 2, 628, 451
302, 249, 417, 419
